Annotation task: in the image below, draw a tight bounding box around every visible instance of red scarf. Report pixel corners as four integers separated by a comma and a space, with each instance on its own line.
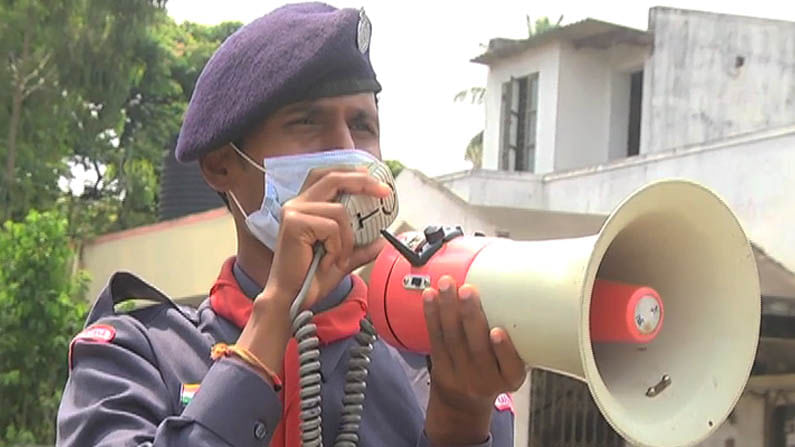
209, 257, 368, 447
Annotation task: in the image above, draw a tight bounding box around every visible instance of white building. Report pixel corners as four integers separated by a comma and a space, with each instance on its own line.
441, 7, 795, 274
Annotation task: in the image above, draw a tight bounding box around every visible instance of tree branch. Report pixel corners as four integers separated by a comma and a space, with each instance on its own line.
21, 51, 51, 88
91, 159, 103, 194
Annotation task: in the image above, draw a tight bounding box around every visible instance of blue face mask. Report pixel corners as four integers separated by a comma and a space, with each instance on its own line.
227, 143, 398, 251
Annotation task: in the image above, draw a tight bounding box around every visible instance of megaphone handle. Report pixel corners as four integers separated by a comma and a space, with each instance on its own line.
380, 230, 423, 266
381, 226, 465, 267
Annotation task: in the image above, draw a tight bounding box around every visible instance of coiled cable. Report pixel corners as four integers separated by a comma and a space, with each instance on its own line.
288, 245, 376, 447
333, 318, 377, 447
290, 247, 324, 447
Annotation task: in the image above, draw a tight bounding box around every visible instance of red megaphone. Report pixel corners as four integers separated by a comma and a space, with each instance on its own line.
368, 226, 663, 354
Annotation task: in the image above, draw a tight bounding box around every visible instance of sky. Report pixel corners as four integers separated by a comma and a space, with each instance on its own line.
166, 0, 795, 177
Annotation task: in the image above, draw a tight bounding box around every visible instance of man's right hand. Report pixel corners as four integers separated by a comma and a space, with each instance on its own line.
266, 166, 390, 309
236, 167, 390, 380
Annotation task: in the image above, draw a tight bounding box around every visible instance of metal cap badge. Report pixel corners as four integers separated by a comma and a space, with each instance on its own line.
357, 8, 371, 53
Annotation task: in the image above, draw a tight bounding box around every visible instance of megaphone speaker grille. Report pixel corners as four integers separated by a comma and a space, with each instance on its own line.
584, 181, 760, 447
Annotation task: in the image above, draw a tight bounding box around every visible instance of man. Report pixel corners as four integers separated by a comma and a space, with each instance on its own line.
57, 3, 526, 446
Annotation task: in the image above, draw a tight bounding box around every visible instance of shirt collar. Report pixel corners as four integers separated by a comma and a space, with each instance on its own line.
232, 260, 353, 313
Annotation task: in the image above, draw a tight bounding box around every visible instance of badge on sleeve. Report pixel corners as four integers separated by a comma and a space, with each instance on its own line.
495, 393, 515, 414
68, 324, 116, 369
180, 383, 200, 406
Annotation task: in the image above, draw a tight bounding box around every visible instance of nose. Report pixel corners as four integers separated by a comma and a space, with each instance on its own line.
322, 119, 356, 150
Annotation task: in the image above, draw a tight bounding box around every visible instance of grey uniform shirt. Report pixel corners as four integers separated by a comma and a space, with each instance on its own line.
56, 268, 515, 447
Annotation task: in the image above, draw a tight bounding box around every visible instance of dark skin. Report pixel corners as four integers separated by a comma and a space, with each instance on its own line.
199, 92, 526, 445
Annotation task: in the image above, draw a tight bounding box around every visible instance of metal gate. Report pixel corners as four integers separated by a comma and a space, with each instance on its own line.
528, 369, 625, 447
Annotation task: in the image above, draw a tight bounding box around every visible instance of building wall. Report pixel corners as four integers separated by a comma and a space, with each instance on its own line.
641, 7, 795, 154
438, 126, 795, 272
395, 170, 493, 233
80, 208, 237, 302
483, 43, 561, 173
543, 126, 795, 272
555, 44, 612, 171
435, 170, 544, 209
554, 42, 647, 170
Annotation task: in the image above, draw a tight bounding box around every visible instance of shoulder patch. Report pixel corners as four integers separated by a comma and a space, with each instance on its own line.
69, 324, 116, 369
495, 392, 515, 414
75, 324, 116, 342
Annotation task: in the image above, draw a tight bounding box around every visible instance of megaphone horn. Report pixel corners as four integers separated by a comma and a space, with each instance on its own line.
368, 180, 760, 447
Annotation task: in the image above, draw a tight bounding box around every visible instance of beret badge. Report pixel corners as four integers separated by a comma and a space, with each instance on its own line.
357, 8, 372, 54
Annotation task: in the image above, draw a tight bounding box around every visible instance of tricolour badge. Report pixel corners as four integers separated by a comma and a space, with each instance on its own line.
357, 8, 371, 54
495, 393, 515, 414
180, 383, 200, 406
68, 324, 116, 369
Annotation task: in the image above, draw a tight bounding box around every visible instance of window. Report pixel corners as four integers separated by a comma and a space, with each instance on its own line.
528, 370, 623, 447
627, 70, 643, 157
500, 73, 539, 172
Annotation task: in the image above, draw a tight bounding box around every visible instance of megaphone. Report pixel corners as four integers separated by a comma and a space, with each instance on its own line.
368, 180, 760, 447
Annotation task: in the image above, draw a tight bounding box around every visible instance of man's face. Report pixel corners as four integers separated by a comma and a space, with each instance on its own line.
228, 92, 381, 217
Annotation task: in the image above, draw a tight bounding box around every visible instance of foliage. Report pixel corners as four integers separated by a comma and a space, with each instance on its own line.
385, 160, 406, 179
0, 210, 89, 446
0, 0, 242, 240
0, 3, 245, 443
58, 14, 243, 240
1, 0, 165, 224
526, 14, 564, 37
453, 87, 486, 105
464, 131, 484, 169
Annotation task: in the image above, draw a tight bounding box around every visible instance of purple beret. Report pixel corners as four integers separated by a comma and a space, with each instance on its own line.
175, 2, 381, 163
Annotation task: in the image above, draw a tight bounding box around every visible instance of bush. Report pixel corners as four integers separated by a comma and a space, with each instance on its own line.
0, 211, 89, 446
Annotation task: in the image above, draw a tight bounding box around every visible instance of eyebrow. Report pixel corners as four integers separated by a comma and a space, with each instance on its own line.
351, 108, 379, 126
279, 101, 379, 125
279, 101, 314, 115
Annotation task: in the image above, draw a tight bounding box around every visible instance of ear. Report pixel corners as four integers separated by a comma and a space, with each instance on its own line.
198, 145, 243, 194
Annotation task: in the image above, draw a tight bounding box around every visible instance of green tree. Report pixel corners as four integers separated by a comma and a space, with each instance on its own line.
0, 1, 242, 239
0, 210, 89, 445
0, 0, 169, 224
454, 15, 562, 169
60, 14, 242, 239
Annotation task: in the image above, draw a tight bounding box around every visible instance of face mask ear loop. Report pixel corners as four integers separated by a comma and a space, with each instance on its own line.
230, 142, 267, 175
226, 190, 249, 218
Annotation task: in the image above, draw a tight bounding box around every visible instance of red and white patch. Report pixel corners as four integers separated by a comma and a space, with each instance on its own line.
74, 324, 116, 342
68, 324, 116, 369
494, 393, 515, 414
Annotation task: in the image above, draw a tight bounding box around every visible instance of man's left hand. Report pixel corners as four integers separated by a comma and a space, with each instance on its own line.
422, 275, 527, 445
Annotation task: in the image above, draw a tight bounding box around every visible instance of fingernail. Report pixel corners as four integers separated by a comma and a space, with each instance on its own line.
459, 287, 472, 301
438, 277, 450, 292
422, 289, 434, 303
490, 329, 503, 344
